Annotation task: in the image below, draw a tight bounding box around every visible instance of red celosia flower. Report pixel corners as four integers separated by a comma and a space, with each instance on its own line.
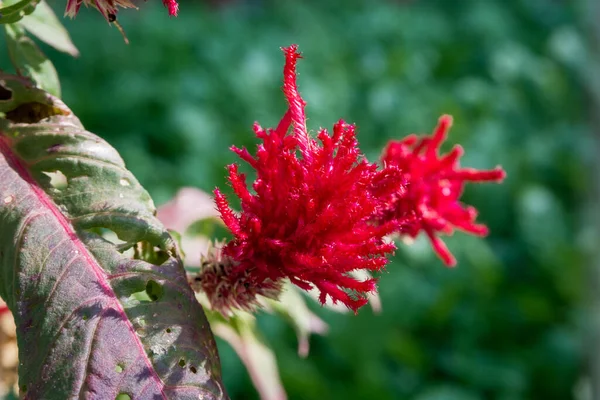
378, 115, 506, 266
211, 45, 403, 313
65, 0, 178, 20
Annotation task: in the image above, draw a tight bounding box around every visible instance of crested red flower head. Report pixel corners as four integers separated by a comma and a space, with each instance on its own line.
209, 45, 403, 313
378, 115, 506, 266
65, 0, 178, 20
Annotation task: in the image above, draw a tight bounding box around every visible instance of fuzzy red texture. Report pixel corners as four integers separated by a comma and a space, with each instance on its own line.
0, 305, 8, 316
378, 115, 506, 266
214, 45, 403, 312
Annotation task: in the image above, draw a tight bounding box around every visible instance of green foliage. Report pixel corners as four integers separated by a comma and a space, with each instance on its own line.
4, 23, 61, 96
1, 0, 77, 97
0, 0, 38, 24
0, 75, 226, 398
18, 0, 79, 56
5, 0, 587, 398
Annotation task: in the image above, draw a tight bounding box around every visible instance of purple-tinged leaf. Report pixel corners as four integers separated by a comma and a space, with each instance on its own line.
0, 74, 227, 399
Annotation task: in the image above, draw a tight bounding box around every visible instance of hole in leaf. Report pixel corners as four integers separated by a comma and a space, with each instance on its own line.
115, 364, 124, 373
5, 102, 69, 123
0, 84, 12, 101
178, 359, 186, 368
115, 394, 131, 400
82, 313, 88, 321
129, 280, 164, 303
97, 228, 127, 246
129, 288, 151, 303
166, 328, 172, 333
189, 366, 197, 374
145, 280, 163, 301
42, 170, 68, 190
85, 228, 134, 257
133, 241, 169, 265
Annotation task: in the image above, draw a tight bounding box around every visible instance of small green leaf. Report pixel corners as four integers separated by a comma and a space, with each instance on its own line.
0, 0, 39, 24
19, 0, 79, 56
4, 23, 60, 97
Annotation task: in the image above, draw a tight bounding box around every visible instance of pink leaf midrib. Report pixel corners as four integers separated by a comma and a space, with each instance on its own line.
0, 135, 167, 399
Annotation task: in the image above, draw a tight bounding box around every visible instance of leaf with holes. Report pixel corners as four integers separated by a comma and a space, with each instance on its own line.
0, 73, 227, 399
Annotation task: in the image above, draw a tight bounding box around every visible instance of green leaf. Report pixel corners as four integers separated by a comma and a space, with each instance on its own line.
19, 0, 79, 57
0, 0, 39, 24
0, 74, 227, 399
4, 23, 60, 97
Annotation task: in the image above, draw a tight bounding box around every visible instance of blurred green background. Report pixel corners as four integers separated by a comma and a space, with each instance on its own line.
11, 0, 596, 398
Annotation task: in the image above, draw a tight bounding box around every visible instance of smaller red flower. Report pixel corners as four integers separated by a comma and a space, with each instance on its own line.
162, 0, 179, 17
65, 0, 178, 20
378, 115, 506, 266
212, 45, 403, 313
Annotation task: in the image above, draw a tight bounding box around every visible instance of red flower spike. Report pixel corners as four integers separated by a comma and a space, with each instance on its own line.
378, 115, 506, 267
213, 45, 403, 313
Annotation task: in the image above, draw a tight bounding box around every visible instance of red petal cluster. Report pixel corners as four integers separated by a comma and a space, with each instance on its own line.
213, 45, 402, 312
378, 115, 506, 266
208, 45, 506, 314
